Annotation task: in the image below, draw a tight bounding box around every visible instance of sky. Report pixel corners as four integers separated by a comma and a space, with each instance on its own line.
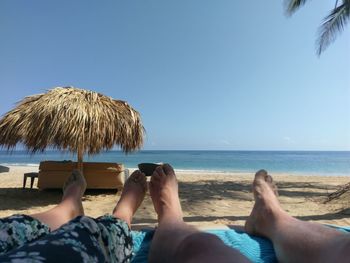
0, 0, 349, 151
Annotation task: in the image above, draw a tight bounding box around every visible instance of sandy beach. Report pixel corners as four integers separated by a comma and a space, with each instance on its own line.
1, 165, 350, 228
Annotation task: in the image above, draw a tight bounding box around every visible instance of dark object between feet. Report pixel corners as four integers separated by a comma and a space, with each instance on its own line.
138, 163, 161, 176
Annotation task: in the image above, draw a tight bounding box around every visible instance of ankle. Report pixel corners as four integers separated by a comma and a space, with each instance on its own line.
62, 193, 81, 205
57, 200, 83, 219
113, 204, 133, 222
262, 209, 292, 236
113, 211, 132, 226
62, 186, 83, 200
158, 209, 183, 224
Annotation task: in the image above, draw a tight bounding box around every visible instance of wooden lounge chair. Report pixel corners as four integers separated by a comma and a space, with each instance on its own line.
37, 161, 128, 190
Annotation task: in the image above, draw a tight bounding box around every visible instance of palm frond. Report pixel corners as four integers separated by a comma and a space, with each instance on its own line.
285, 0, 310, 15
317, 2, 350, 55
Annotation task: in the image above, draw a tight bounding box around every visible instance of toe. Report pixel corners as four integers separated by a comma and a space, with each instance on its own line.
265, 174, 279, 196
156, 166, 166, 177
151, 169, 162, 182
130, 170, 143, 181
163, 163, 175, 175
130, 170, 142, 177
266, 174, 273, 183
255, 169, 268, 180
137, 171, 146, 181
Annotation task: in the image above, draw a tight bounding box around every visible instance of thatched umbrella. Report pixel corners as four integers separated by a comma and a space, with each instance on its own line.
0, 87, 144, 170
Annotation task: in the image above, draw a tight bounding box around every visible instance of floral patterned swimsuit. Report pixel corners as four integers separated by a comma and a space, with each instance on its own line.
0, 214, 133, 262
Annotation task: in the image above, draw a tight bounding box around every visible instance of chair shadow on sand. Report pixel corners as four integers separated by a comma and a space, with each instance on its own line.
0, 165, 10, 173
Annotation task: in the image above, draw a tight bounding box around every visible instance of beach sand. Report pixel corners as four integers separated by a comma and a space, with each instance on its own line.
1, 165, 350, 229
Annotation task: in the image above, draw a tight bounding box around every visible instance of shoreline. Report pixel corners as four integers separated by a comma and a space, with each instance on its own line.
1, 164, 349, 177
0, 165, 350, 227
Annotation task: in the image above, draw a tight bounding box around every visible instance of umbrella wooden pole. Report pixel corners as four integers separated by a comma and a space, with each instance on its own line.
77, 145, 83, 172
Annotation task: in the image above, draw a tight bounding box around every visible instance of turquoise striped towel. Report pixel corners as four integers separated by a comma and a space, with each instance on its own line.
131, 226, 350, 263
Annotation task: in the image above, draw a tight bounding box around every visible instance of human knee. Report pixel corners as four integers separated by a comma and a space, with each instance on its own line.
175, 232, 223, 260
183, 232, 222, 248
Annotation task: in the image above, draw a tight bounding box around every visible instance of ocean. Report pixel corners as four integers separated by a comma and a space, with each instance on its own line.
0, 150, 349, 176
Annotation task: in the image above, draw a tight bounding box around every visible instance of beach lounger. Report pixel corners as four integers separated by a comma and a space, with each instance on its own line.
130, 225, 350, 263
37, 161, 127, 190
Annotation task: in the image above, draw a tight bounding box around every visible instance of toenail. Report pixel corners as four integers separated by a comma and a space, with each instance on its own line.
132, 177, 139, 183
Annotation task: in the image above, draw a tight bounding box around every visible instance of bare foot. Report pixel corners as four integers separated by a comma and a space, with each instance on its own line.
113, 170, 147, 227
63, 169, 87, 197
149, 164, 183, 223
245, 169, 285, 237
61, 169, 87, 216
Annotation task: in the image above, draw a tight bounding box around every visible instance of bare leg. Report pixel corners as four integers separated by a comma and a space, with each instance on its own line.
112, 170, 147, 227
245, 169, 350, 263
30, 170, 86, 231
148, 164, 249, 263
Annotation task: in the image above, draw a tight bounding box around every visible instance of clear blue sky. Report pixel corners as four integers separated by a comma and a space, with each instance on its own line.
0, 0, 349, 150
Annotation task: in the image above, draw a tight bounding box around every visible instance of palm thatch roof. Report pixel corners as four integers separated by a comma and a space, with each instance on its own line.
0, 87, 145, 155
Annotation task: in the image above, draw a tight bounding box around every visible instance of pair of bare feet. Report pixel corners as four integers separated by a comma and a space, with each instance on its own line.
112, 164, 183, 227
61, 164, 183, 228
62, 164, 282, 237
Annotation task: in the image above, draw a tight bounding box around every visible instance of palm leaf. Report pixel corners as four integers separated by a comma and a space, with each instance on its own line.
285, 0, 310, 15
317, 1, 350, 55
